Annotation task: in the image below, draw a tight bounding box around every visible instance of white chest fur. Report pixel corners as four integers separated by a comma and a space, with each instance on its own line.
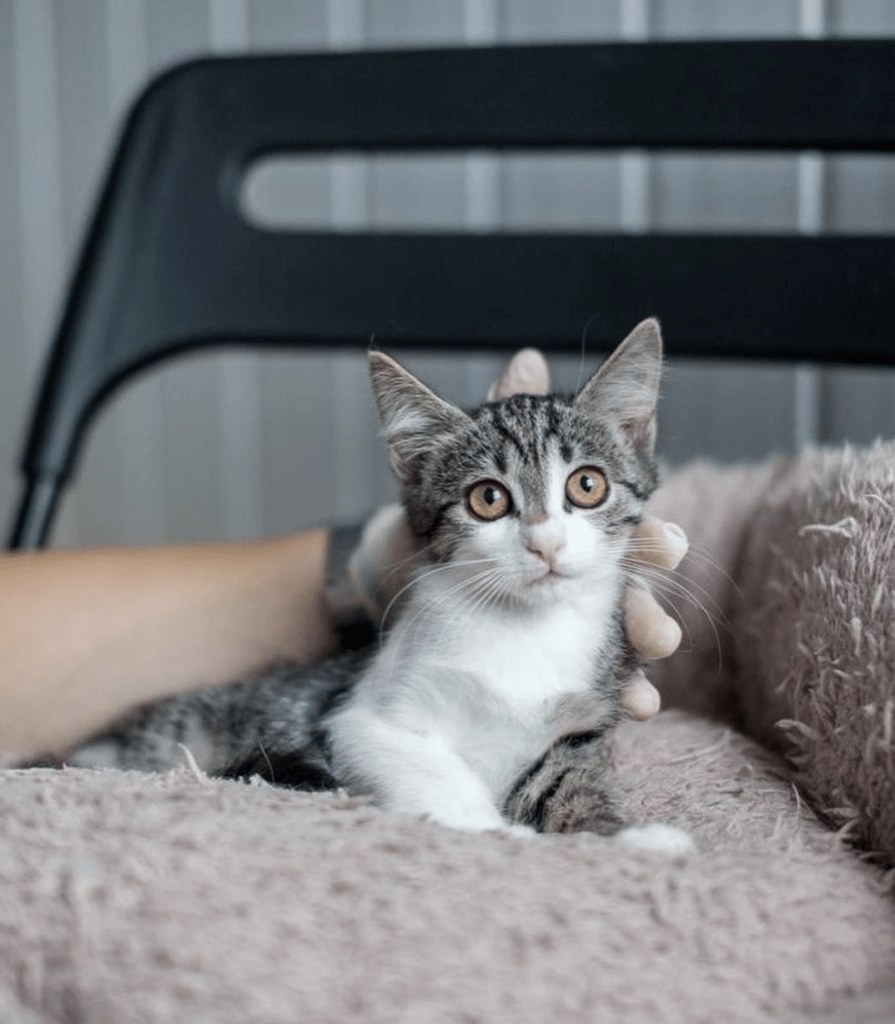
332, 572, 621, 814
437, 594, 612, 708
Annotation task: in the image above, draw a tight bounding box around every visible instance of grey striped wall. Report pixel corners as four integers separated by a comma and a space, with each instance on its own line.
1, 0, 894, 546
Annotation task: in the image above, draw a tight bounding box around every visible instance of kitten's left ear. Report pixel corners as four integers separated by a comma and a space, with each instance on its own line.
574, 318, 662, 456
368, 350, 469, 483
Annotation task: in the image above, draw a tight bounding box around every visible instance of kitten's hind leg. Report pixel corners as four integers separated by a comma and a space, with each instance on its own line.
62, 654, 368, 778
64, 705, 218, 774
222, 747, 340, 790
64, 683, 250, 774
505, 731, 695, 851
504, 731, 628, 835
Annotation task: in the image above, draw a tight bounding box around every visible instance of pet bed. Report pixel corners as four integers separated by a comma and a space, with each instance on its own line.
1, 442, 893, 1024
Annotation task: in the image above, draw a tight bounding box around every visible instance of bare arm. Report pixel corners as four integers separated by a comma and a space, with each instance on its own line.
0, 531, 337, 759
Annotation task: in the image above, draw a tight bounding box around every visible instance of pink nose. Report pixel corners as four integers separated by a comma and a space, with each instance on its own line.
526, 532, 566, 564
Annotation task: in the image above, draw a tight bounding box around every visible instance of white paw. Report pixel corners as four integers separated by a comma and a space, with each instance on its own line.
618, 823, 695, 857
65, 740, 121, 769
498, 823, 538, 839
421, 804, 509, 833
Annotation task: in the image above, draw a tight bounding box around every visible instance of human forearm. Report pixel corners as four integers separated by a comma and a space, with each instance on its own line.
0, 531, 337, 758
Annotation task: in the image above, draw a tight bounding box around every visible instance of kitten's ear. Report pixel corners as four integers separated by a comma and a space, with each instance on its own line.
369, 350, 469, 482
487, 347, 550, 401
574, 318, 662, 455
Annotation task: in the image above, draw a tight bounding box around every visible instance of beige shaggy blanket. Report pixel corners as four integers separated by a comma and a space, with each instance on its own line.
1, 443, 894, 1024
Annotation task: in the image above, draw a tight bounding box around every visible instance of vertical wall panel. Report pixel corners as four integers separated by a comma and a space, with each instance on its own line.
654, 0, 799, 36
249, 0, 334, 534
0, 0, 29, 537
367, 0, 465, 44
658, 362, 805, 465
53, 0, 109, 261
619, 0, 652, 233
791, 0, 827, 453
651, 0, 802, 465
825, 149, 895, 459
3, 1, 895, 546
57, 0, 133, 546
461, 0, 507, 408
651, 148, 803, 464
499, 0, 618, 40
82, 0, 168, 545
144, 0, 208, 67
366, 0, 483, 514
141, 0, 216, 543
10, 0, 81, 544
822, 0, 895, 445
248, 0, 327, 47
325, 0, 387, 524
653, 155, 799, 233
209, 0, 268, 540
831, 0, 895, 35
247, 0, 360, 535
10, 0, 65, 384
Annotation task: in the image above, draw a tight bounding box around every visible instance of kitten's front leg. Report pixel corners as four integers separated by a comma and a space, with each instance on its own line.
328, 706, 514, 832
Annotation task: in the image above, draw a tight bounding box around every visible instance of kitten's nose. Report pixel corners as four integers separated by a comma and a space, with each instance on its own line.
525, 531, 566, 565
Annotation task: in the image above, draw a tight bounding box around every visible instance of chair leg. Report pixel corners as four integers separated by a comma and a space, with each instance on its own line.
7, 475, 64, 550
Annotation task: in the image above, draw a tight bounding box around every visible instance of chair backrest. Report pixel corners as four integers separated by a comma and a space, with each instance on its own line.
9, 39, 895, 548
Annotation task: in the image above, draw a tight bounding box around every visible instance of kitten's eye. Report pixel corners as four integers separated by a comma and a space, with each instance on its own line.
566, 466, 608, 509
466, 480, 512, 521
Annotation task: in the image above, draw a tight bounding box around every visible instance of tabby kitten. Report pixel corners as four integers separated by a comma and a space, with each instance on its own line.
67, 318, 684, 842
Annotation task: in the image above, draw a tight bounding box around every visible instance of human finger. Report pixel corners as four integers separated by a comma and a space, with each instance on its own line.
620, 669, 661, 720
624, 585, 682, 660
627, 515, 688, 571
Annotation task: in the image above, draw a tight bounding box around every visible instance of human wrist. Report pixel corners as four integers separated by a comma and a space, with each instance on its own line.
324, 521, 377, 649
324, 504, 417, 645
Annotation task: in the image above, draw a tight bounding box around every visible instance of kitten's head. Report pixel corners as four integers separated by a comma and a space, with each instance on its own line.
369, 319, 662, 607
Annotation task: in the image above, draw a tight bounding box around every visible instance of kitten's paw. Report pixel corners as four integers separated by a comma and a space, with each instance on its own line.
497, 823, 538, 839
424, 810, 535, 837
617, 823, 695, 857
65, 739, 123, 770
422, 806, 510, 833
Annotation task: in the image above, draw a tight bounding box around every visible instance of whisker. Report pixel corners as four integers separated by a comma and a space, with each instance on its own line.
620, 560, 730, 629
619, 564, 727, 633
378, 556, 498, 631
461, 572, 508, 623
617, 565, 725, 670
604, 536, 744, 605
375, 537, 436, 589
382, 563, 503, 658
387, 568, 499, 643
675, 543, 746, 604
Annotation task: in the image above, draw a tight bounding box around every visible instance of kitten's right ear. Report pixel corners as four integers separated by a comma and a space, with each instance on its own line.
369, 350, 469, 482
574, 318, 663, 457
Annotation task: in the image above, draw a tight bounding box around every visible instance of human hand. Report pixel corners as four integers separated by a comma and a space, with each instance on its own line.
618, 515, 688, 719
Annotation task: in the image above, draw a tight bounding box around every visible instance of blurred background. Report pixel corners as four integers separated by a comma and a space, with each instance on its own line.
1, 0, 894, 546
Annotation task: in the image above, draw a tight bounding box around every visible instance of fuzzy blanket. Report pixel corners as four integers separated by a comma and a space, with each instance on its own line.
2, 444, 894, 1024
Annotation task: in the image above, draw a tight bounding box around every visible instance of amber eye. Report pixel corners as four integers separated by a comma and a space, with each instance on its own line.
466, 480, 512, 521
566, 466, 608, 509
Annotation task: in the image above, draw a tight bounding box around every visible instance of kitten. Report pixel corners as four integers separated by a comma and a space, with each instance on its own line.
65, 319, 689, 845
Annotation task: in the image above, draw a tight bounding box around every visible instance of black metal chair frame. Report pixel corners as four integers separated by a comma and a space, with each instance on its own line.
9, 39, 895, 548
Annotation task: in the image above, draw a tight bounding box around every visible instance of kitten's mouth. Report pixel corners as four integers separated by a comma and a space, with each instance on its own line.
529, 567, 568, 588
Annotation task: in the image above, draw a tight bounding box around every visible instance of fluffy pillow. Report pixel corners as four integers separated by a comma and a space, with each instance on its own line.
652, 442, 895, 865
